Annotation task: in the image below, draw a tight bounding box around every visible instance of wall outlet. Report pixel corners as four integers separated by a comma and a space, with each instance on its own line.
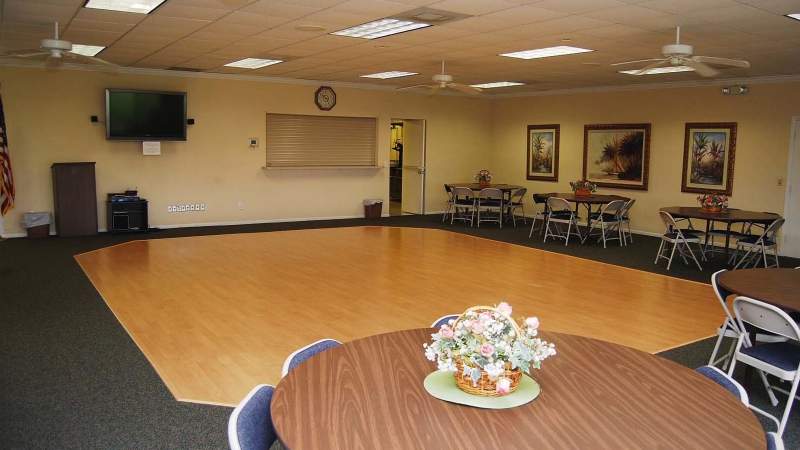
778, 177, 784, 187
249, 137, 259, 149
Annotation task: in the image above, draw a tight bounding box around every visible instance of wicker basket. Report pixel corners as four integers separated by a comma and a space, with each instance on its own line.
451, 305, 523, 397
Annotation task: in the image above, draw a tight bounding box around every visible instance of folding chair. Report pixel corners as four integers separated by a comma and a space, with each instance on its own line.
728, 296, 800, 437
619, 199, 636, 245
528, 193, 551, 238
506, 187, 527, 228
731, 218, 785, 269
476, 188, 504, 228
585, 199, 626, 248
543, 197, 581, 246
654, 211, 705, 271
441, 184, 454, 223
450, 187, 476, 227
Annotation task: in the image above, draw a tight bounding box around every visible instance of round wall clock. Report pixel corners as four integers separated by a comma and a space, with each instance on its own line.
314, 86, 336, 111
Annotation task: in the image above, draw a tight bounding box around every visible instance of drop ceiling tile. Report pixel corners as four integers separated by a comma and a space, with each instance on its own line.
137, 16, 213, 37
583, 5, 672, 24
66, 18, 137, 33
240, 1, 322, 20
176, 55, 236, 70
216, 11, 294, 29
297, 10, 374, 28
152, 2, 230, 21
200, 19, 265, 37
3, 0, 76, 24
61, 29, 124, 45
636, 0, 740, 14
743, 0, 800, 15
253, 23, 328, 41
332, 0, 417, 17
534, 0, 629, 14
497, 15, 613, 38
428, 0, 521, 15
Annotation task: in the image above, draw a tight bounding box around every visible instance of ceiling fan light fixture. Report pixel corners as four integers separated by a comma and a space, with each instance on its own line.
470, 81, 524, 89
84, 0, 167, 14
500, 46, 593, 60
71, 44, 105, 57
619, 65, 694, 75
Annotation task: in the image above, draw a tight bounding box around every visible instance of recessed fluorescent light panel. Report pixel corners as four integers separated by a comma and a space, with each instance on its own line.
84, 0, 167, 14
361, 71, 418, 79
500, 46, 593, 60
332, 19, 430, 39
619, 65, 694, 75
224, 58, 283, 69
70, 44, 105, 57
470, 81, 525, 89
787, 13, 800, 21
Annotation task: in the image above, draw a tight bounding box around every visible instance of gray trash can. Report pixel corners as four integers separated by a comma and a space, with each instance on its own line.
22, 212, 51, 238
363, 199, 383, 219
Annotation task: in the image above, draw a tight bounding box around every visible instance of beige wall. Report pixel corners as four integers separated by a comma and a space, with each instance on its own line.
491, 83, 800, 234
0, 66, 491, 236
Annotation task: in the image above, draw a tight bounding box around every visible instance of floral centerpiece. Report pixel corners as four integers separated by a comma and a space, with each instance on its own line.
697, 193, 728, 213
569, 179, 597, 197
475, 169, 492, 187
424, 302, 556, 397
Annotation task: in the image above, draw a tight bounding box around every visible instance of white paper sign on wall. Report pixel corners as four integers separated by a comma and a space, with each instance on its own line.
143, 141, 161, 156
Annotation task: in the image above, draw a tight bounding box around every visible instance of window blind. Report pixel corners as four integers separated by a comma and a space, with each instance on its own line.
266, 113, 377, 167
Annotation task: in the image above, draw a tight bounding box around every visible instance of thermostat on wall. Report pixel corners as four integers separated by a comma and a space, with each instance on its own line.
143, 141, 161, 156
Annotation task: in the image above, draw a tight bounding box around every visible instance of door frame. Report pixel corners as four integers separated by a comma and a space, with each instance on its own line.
782, 116, 800, 257
393, 118, 427, 215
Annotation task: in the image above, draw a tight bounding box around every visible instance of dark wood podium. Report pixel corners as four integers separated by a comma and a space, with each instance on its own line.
52, 162, 98, 237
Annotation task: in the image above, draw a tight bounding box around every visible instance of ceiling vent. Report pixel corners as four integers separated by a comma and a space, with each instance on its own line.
392, 7, 471, 25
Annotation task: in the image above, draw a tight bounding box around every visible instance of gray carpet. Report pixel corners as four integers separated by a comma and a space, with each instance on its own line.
1, 214, 797, 449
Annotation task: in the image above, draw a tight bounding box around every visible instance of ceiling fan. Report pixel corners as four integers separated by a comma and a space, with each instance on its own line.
611, 26, 750, 77
0, 22, 117, 68
397, 61, 482, 95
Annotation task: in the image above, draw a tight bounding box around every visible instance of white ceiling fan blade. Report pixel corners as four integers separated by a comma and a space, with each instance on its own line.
396, 84, 434, 91
692, 56, 750, 69
1, 49, 48, 57
67, 52, 119, 68
610, 58, 665, 66
633, 59, 670, 76
683, 59, 719, 77
449, 83, 482, 95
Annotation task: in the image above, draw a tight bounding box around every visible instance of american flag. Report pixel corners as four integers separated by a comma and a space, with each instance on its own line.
0, 94, 14, 216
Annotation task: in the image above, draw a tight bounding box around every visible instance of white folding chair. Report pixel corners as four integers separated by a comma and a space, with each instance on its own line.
584, 199, 626, 248
708, 270, 786, 370
731, 218, 785, 269
654, 211, 705, 271
728, 296, 800, 437
449, 187, 476, 227
619, 199, 636, 245
441, 184, 454, 223
528, 193, 551, 238
506, 188, 527, 228
543, 197, 581, 246
476, 188, 504, 228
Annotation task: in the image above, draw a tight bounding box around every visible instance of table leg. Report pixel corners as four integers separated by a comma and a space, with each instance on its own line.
725, 222, 732, 257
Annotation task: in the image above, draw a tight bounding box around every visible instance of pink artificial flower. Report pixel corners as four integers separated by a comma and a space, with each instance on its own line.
496, 377, 511, 395
479, 312, 492, 321
525, 317, 540, 329
471, 321, 484, 334
440, 326, 454, 339
480, 343, 495, 357
497, 302, 512, 317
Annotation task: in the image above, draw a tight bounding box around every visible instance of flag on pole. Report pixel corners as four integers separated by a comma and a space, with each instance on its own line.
0, 93, 14, 216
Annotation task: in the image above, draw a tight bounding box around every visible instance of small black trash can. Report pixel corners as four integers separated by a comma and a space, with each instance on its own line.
363, 199, 383, 219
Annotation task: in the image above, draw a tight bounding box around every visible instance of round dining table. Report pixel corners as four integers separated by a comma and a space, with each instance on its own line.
660, 207, 781, 256
718, 268, 800, 311
447, 183, 523, 193
271, 328, 764, 449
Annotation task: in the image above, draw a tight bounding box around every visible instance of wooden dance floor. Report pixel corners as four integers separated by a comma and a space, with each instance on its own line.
76, 227, 723, 406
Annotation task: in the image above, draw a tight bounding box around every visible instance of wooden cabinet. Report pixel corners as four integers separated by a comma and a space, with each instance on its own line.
52, 162, 98, 237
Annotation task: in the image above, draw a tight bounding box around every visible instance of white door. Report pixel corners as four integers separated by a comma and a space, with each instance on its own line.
401, 119, 426, 214
783, 117, 800, 258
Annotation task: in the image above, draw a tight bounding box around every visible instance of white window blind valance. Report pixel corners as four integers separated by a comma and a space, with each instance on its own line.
266, 113, 378, 168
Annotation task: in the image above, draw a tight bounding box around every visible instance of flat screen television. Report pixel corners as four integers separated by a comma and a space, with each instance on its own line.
106, 89, 187, 141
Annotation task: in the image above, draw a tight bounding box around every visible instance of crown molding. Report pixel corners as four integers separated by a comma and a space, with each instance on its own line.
1, 60, 799, 99
490, 74, 800, 98
0, 60, 469, 97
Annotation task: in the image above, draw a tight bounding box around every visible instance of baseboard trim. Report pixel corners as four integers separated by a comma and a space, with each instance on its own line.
0, 214, 387, 238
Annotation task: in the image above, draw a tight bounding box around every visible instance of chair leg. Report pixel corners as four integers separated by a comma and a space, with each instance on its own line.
708, 326, 727, 366
655, 240, 665, 264
684, 241, 703, 270
777, 371, 800, 436
666, 242, 677, 271
565, 220, 572, 246
543, 218, 551, 243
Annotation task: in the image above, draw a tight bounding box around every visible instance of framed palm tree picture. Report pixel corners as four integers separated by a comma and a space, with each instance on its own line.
681, 123, 737, 195
526, 124, 559, 181
583, 123, 651, 190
